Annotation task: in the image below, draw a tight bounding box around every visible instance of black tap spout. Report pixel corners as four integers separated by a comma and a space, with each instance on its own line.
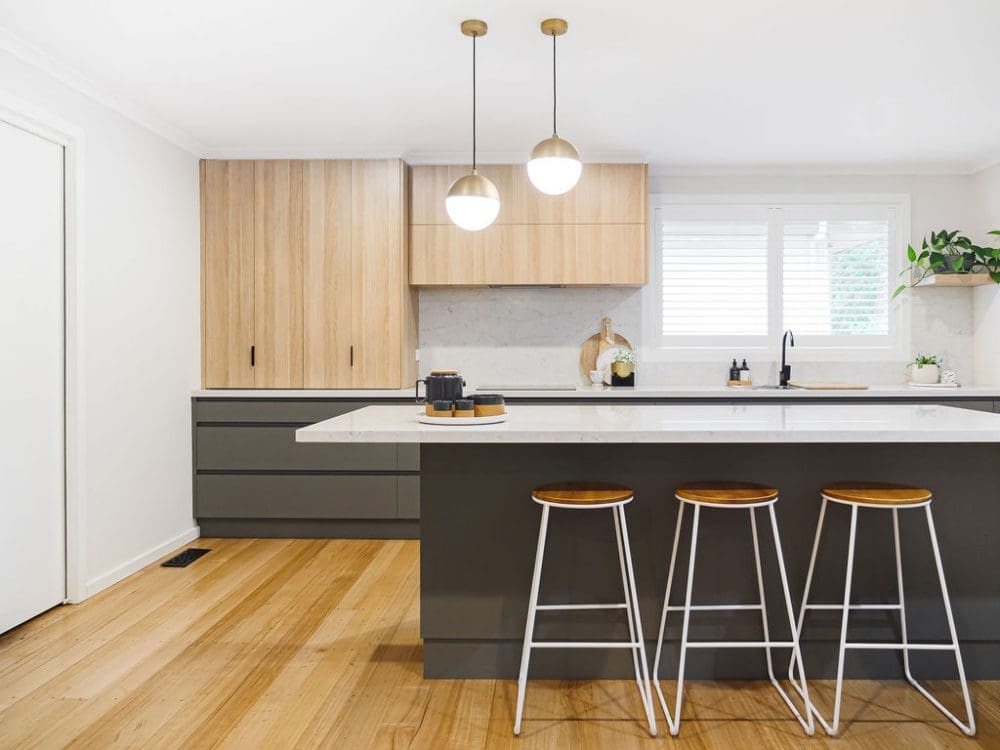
780, 330, 795, 386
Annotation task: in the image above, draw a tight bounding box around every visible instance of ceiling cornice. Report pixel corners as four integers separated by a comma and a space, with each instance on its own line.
0, 26, 204, 156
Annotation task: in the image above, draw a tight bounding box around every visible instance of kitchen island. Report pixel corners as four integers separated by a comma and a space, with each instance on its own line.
298, 403, 1000, 680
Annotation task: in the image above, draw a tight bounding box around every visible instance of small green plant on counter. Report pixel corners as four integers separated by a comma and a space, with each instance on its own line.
612, 347, 636, 378
894, 229, 1000, 298
910, 354, 940, 368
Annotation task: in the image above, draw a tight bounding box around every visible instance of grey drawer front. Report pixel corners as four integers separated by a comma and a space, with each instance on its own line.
196, 399, 406, 424
397, 475, 420, 519
197, 425, 398, 470
197, 474, 397, 519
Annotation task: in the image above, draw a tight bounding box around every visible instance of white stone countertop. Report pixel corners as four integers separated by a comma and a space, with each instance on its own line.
295, 403, 1000, 444
195, 384, 1000, 399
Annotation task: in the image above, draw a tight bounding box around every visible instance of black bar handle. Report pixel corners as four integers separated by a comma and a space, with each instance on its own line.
350, 345, 354, 367
250, 345, 255, 367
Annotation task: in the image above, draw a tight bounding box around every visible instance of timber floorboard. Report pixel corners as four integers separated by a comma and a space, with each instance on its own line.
0, 538, 996, 749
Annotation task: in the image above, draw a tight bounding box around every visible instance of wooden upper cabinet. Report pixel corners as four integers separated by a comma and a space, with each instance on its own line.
201, 160, 254, 388
409, 163, 647, 286
253, 160, 305, 388
201, 159, 415, 389
302, 160, 353, 388
351, 160, 405, 387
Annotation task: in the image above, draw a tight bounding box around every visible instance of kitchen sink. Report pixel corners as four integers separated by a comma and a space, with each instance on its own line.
750, 384, 803, 390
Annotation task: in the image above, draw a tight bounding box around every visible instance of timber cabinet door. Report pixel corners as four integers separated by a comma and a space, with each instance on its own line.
350, 159, 412, 388
201, 160, 255, 388
253, 160, 305, 388
303, 160, 353, 388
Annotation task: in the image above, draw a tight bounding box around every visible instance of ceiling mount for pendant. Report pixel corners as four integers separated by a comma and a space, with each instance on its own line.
539, 18, 568, 37
446, 19, 500, 232
528, 17, 582, 196
460, 19, 488, 37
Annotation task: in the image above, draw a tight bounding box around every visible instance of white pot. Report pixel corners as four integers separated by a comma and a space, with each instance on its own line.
910, 363, 940, 384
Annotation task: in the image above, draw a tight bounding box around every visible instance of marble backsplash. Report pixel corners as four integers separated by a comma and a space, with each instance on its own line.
418, 287, 974, 387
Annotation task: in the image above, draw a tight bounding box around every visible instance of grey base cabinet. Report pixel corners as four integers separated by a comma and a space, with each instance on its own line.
192, 397, 418, 539
192, 394, 998, 540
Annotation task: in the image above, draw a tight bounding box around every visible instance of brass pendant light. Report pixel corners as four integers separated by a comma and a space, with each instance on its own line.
446, 19, 500, 232
527, 18, 582, 195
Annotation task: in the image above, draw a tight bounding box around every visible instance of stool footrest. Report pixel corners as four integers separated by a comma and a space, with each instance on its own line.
844, 642, 958, 651
530, 641, 641, 649
665, 604, 763, 612
805, 603, 901, 611
536, 603, 628, 611
684, 640, 797, 649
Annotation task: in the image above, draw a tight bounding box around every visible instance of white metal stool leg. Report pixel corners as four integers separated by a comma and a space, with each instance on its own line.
613, 508, 645, 701
898, 506, 976, 735
748, 507, 815, 734
789, 497, 828, 688
828, 503, 859, 735
652, 500, 685, 734
670, 503, 701, 735
765, 504, 815, 735
514, 504, 549, 736
616, 505, 658, 736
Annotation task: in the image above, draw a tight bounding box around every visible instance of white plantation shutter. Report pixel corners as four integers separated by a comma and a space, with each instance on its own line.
660, 213, 769, 338
782, 208, 892, 338
653, 200, 901, 351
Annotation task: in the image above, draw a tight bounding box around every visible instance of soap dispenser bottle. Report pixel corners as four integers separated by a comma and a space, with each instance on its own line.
729, 358, 740, 382
740, 359, 752, 383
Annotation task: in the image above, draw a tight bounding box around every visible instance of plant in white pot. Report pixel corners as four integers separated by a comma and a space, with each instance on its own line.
908, 354, 941, 384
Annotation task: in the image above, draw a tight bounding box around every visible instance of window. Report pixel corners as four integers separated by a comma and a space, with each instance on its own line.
646, 196, 907, 359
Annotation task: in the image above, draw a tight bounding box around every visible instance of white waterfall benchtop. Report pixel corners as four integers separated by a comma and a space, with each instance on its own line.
295, 403, 1000, 444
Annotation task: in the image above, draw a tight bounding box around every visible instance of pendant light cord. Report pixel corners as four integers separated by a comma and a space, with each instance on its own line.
472, 33, 477, 171
552, 32, 558, 136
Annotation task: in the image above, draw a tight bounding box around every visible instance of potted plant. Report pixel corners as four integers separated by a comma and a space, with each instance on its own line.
894, 229, 1000, 297
611, 347, 636, 387
908, 354, 941, 385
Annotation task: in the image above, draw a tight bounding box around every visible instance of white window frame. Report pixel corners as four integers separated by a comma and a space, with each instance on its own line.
641, 193, 911, 363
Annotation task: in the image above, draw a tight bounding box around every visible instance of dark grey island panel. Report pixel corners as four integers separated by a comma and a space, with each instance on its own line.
420, 442, 1000, 681
193, 397, 418, 538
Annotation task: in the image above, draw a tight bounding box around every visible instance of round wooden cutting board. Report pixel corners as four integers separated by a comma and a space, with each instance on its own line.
579, 331, 632, 380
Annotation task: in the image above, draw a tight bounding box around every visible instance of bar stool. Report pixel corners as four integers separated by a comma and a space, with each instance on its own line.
513, 482, 657, 737
789, 483, 975, 736
651, 482, 814, 736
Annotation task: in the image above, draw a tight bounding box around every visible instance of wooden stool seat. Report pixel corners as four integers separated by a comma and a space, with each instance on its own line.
532, 482, 633, 506
675, 481, 779, 506
822, 482, 932, 506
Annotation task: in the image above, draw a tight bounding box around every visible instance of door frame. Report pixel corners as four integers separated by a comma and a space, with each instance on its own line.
0, 91, 87, 603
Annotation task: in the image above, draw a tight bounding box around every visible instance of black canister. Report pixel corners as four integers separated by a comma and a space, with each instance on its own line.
415, 370, 466, 403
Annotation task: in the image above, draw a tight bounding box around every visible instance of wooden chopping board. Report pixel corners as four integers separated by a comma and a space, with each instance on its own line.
580, 317, 632, 379
787, 382, 869, 390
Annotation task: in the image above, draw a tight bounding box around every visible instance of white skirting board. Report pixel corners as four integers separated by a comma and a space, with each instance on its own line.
83, 525, 200, 599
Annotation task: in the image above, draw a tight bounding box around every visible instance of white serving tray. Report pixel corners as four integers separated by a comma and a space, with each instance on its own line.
907, 382, 960, 388
417, 412, 508, 426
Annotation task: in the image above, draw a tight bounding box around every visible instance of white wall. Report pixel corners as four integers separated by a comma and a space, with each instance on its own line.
972, 163, 1000, 385
421, 173, 979, 386
0, 49, 201, 597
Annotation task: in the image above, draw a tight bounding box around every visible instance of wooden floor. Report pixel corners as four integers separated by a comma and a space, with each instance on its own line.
1, 538, 997, 749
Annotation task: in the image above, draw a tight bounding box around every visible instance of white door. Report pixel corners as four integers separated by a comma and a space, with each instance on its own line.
0, 119, 66, 633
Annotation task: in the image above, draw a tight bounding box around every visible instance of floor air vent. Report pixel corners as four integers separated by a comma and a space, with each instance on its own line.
162, 548, 210, 568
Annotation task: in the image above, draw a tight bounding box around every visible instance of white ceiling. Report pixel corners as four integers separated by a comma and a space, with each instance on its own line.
1, 0, 998, 172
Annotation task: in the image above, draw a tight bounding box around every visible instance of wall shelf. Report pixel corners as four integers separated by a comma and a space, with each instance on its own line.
915, 274, 994, 288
